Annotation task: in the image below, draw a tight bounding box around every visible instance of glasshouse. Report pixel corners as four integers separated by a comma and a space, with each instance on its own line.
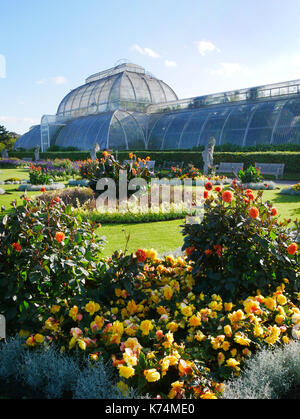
14, 62, 300, 151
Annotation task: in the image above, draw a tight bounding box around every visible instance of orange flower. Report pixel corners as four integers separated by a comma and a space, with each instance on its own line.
244, 189, 253, 196
55, 232, 65, 243
249, 207, 259, 219
222, 190, 233, 203
40, 186, 46, 193
270, 207, 278, 216
204, 249, 213, 256
214, 186, 222, 192
12, 242, 21, 252
287, 243, 298, 255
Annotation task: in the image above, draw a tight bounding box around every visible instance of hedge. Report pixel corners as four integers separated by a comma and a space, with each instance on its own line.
9, 150, 300, 174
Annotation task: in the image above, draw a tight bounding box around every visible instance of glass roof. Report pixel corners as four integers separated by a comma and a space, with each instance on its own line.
56, 63, 178, 119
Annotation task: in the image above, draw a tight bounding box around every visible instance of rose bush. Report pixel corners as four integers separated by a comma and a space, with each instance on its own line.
18, 249, 300, 399
0, 194, 105, 334
182, 184, 300, 301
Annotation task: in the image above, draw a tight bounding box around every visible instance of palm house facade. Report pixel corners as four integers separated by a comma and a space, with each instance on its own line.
15, 62, 300, 151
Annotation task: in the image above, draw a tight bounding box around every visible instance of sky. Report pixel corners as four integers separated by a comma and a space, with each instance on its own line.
1, 0, 300, 134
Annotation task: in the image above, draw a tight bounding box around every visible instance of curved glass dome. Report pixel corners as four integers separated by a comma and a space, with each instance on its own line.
56, 63, 178, 119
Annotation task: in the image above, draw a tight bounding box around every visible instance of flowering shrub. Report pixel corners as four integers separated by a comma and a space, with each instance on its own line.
182, 184, 300, 301
79, 152, 153, 198
0, 196, 105, 334
19, 249, 300, 399
29, 163, 51, 185
238, 165, 263, 184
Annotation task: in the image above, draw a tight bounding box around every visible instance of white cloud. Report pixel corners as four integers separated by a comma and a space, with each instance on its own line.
36, 76, 68, 86
0, 54, 6, 78
131, 44, 160, 58
52, 76, 68, 85
210, 62, 249, 77
0, 115, 39, 125
165, 60, 177, 67
196, 40, 220, 56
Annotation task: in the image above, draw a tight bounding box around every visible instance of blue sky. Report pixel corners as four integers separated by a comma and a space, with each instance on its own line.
1, 0, 300, 134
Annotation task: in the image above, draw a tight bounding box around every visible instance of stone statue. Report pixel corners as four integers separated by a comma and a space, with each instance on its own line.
34, 145, 40, 161
90, 142, 100, 161
202, 136, 216, 175
1, 148, 8, 159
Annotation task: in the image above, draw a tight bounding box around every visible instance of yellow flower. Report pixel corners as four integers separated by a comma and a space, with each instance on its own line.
224, 302, 233, 312
265, 326, 281, 345
168, 381, 184, 399
50, 305, 61, 314
144, 369, 160, 382
69, 305, 78, 321
118, 365, 135, 379
112, 307, 119, 315
277, 294, 287, 306
226, 358, 240, 369
26, 336, 35, 347
224, 325, 232, 337
228, 310, 245, 323
221, 341, 230, 351
34, 334, 44, 344
263, 297, 276, 311
253, 324, 264, 337
157, 306, 168, 315
195, 330, 206, 342
180, 304, 193, 317
234, 332, 251, 346
89, 353, 99, 361
140, 320, 154, 336
90, 315, 105, 332
145, 249, 158, 260
77, 339, 87, 350
166, 321, 179, 332
200, 392, 217, 399
217, 352, 225, 366
123, 350, 138, 366
209, 300, 223, 311
275, 314, 285, 325
85, 301, 100, 316
163, 285, 173, 301
189, 315, 201, 327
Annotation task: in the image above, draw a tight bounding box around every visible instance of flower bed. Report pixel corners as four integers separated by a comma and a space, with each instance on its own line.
18, 183, 66, 191
233, 181, 278, 190
280, 182, 300, 196
1, 184, 299, 399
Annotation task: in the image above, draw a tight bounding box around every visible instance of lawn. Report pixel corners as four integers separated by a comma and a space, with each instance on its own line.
0, 167, 299, 256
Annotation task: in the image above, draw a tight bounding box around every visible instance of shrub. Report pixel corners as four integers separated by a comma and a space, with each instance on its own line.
182, 184, 300, 301
29, 163, 51, 185
19, 247, 300, 399
222, 340, 300, 399
238, 165, 263, 183
0, 196, 105, 334
36, 187, 96, 209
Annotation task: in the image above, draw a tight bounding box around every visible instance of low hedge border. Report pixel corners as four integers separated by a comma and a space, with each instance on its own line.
10, 151, 300, 174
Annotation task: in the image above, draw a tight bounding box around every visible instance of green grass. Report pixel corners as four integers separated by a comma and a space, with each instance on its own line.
97, 219, 184, 257
0, 168, 299, 256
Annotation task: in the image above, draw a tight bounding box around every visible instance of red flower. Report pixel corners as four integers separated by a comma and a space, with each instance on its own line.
249, 207, 259, 219
205, 182, 213, 191
247, 193, 255, 201
55, 197, 61, 203
136, 249, 147, 263
203, 190, 209, 199
55, 232, 65, 243
40, 186, 46, 193
214, 186, 222, 192
270, 207, 278, 216
222, 190, 233, 203
213, 244, 222, 258
12, 242, 21, 252
245, 189, 253, 196
185, 246, 196, 256
287, 243, 298, 255
204, 249, 213, 256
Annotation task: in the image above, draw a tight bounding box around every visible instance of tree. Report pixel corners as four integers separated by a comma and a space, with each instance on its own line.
0, 124, 19, 151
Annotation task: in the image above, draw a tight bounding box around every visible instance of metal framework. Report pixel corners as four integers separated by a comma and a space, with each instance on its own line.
14, 63, 300, 151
